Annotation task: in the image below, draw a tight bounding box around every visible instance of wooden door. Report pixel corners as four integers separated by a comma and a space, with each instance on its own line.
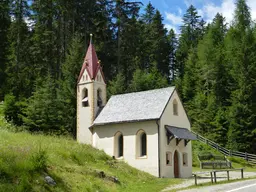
174, 150, 179, 178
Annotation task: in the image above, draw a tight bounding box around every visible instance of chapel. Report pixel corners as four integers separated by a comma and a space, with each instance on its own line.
77, 36, 197, 178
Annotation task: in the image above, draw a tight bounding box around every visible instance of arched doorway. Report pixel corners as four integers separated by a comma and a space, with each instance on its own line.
174, 150, 179, 178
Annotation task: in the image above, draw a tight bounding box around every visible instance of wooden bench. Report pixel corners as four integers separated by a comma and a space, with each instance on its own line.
198, 153, 232, 169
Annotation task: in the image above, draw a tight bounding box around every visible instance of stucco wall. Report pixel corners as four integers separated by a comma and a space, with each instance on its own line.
92, 121, 159, 177
77, 69, 106, 144
159, 90, 192, 178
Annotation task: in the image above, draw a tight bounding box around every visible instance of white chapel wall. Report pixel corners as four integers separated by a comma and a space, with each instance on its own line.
159, 89, 192, 178
92, 120, 159, 177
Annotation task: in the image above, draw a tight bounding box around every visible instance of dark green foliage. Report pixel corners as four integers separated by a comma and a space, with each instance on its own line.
0, 0, 10, 100
23, 76, 66, 134
107, 73, 126, 98
58, 35, 84, 137
129, 68, 168, 92
2, 0, 256, 154
3, 94, 26, 126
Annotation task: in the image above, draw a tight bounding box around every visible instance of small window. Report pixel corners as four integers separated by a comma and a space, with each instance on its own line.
166, 152, 172, 165
82, 75, 85, 81
183, 153, 188, 166
97, 89, 102, 107
82, 88, 89, 107
136, 130, 147, 158
114, 132, 123, 158
173, 99, 178, 115
86, 75, 88, 81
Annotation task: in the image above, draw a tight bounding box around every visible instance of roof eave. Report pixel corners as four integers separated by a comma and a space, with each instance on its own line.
92, 118, 160, 127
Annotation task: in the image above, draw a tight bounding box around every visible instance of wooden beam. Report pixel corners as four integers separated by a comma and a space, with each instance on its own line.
176, 138, 182, 146
184, 139, 190, 146
167, 134, 174, 144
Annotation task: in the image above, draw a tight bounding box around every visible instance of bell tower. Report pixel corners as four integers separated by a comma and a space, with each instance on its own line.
77, 34, 107, 144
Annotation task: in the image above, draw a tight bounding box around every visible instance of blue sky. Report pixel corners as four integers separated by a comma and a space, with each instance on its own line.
138, 0, 256, 33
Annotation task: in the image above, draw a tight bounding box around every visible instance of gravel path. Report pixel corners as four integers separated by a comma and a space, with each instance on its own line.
162, 171, 256, 192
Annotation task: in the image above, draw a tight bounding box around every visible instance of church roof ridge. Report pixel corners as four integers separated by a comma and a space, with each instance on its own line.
110, 86, 175, 98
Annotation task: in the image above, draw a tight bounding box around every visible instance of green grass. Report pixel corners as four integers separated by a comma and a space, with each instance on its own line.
0, 104, 182, 192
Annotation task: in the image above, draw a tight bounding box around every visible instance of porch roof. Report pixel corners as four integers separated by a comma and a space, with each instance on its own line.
165, 125, 197, 140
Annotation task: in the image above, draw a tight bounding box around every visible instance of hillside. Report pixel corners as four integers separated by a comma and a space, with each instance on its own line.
0, 104, 181, 192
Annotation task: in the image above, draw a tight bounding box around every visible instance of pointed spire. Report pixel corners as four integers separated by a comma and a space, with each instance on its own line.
78, 34, 106, 83
90, 33, 93, 44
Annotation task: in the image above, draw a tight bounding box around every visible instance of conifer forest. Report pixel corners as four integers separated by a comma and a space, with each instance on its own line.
1, 0, 256, 153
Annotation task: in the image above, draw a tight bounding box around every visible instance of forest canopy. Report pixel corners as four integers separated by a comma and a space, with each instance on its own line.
0, 0, 256, 153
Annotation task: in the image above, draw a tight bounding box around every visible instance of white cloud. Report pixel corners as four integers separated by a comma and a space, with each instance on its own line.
202, 0, 235, 24
165, 24, 178, 34
184, 0, 190, 8
177, 7, 183, 15
247, 0, 256, 22
202, 0, 256, 25
165, 12, 183, 25
164, 0, 256, 33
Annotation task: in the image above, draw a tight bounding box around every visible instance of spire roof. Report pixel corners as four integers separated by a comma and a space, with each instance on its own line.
78, 35, 106, 83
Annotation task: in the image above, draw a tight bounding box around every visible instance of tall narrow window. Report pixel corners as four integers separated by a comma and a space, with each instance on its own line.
97, 88, 102, 107
118, 134, 123, 157
82, 88, 89, 107
136, 130, 147, 158
173, 99, 178, 115
114, 132, 123, 158
141, 133, 146, 156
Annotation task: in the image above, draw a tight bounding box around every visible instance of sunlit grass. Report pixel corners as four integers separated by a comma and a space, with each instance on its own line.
0, 104, 182, 192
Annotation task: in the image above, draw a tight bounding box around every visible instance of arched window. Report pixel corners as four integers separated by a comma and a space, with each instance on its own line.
97, 88, 102, 107
173, 99, 178, 116
82, 88, 89, 107
136, 130, 147, 157
114, 132, 123, 158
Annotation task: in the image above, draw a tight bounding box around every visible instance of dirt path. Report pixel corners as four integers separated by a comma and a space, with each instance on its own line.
162, 171, 256, 192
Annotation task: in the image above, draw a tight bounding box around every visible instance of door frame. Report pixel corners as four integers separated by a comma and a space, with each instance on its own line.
174, 150, 179, 178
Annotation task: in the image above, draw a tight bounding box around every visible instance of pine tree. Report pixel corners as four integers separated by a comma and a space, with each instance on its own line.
175, 5, 205, 96
4, 0, 34, 100
129, 67, 168, 92
58, 35, 84, 137
183, 13, 229, 145
0, 0, 10, 99
225, 0, 256, 152
23, 75, 65, 134
167, 29, 177, 82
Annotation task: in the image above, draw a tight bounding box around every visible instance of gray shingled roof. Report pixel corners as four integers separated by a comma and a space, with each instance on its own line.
165, 125, 197, 140
93, 87, 175, 125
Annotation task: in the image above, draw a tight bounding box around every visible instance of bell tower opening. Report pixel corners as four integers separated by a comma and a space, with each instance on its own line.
82, 88, 89, 107
97, 88, 103, 107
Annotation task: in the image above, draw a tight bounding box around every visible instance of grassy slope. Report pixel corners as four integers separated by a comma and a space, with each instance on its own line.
0, 104, 181, 192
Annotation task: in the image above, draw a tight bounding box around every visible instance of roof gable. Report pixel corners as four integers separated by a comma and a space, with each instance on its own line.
93, 87, 175, 125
